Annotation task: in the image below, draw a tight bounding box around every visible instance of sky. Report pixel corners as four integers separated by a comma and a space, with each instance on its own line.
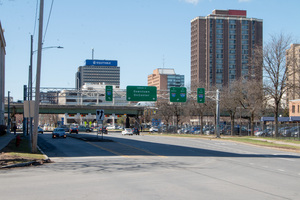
1, 0, 300, 100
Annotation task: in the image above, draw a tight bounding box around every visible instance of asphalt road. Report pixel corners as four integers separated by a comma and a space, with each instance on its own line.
1, 132, 300, 200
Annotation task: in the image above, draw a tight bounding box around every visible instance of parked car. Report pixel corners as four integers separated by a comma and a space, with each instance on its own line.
149, 127, 158, 132
289, 127, 300, 137
122, 128, 133, 135
69, 126, 78, 134
52, 128, 67, 138
191, 127, 201, 134
255, 128, 272, 137
98, 126, 108, 134
133, 128, 140, 135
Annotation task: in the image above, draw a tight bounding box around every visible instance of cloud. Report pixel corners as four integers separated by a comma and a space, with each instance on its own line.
183, 0, 200, 5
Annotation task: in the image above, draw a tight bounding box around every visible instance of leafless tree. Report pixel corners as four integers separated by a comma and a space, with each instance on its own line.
156, 99, 173, 131
220, 80, 244, 136
240, 79, 264, 136
253, 33, 294, 137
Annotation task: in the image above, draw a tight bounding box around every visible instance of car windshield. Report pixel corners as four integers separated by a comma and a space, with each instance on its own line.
56, 128, 64, 131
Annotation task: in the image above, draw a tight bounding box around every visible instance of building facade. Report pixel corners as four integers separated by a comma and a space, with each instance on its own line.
76, 59, 120, 90
286, 44, 300, 102
191, 9, 263, 90
289, 99, 300, 117
147, 68, 184, 91
0, 22, 6, 126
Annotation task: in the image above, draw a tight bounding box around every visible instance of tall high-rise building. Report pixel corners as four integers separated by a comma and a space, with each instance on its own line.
148, 68, 184, 90
0, 21, 6, 126
286, 44, 300, 101
76, 59, 120, 90
191, 9, 263, 90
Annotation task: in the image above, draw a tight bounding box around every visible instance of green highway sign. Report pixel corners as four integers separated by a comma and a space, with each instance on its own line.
105, 86, 113, 101
197, 88, 205, 103
170, 87, 187, 102
126, 86, 157, 101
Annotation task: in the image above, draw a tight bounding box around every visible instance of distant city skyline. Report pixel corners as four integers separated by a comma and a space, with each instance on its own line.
1, 0, 300, 100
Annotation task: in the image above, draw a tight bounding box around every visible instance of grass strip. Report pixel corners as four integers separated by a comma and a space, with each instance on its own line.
1, 135, 45, 167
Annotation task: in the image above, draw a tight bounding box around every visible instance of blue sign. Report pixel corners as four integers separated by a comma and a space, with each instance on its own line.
85, 59, 118, 66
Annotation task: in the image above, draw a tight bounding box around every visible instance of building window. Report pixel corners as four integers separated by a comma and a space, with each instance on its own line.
292, 105, 295, 113
229, 20, 236, 24
216, 19, 223, 23
216, 24, 223, 29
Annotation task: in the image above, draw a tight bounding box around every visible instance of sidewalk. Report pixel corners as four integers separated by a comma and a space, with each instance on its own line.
250, 138, 300, 147
0, 133, 15, 151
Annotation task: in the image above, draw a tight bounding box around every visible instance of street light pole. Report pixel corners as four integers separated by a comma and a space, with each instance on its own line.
28, 35, 62, 147
216, 89, 220, 138
32, 0, 44, 153
7, 91, 10, 134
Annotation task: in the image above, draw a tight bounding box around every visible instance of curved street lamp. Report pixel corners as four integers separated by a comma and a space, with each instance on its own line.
27, 34, 63, 142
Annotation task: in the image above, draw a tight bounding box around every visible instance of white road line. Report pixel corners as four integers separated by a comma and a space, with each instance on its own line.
277, 169, 285, 172
278, 158, 296, 162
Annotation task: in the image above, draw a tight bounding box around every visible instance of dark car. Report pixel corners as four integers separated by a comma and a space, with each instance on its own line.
69, 127, 78, 134
52, 128, 67, 138
133, 128, 140, 135
98, 126, 108, 134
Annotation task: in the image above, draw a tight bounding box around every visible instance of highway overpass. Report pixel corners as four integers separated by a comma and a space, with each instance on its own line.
5, 103, 144, 117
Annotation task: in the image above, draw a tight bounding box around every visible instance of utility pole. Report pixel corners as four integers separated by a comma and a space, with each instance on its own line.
28, 35, 33, 143
32, 0, 44, 153
216, 89, 220, 138
7, 91, 10, 134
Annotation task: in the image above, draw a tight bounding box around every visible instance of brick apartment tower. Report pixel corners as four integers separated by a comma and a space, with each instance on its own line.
286, 44, 300, 101
191, 9, 263, 90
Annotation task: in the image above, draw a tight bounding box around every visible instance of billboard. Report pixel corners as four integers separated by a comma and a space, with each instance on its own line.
85, 59, 118, 66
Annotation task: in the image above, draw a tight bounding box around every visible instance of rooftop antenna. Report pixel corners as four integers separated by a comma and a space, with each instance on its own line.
92, 48, 94, 60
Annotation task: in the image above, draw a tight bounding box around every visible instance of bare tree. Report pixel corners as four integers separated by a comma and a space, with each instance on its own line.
156, 99, 173, 131
220, 80, 244, 136
186, 96, 206, 134
253, 33, 294, 137
240, 79, 264, 136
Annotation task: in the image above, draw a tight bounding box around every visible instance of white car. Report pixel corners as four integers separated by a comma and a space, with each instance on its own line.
149, 127, 158, 132
122, 128, 133, 135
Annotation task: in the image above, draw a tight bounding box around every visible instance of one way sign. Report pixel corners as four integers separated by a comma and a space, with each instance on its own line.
96, 109, 105, 121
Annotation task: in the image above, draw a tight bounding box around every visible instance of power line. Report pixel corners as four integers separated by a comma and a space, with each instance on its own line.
43, 0, 54, 43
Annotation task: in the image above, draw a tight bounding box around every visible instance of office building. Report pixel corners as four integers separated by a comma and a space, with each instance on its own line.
191, 9, 263, 90
148, 68, 184, 90
76, 59, 120, 90
0, 22, 6, 126
286, 44, 300, 101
